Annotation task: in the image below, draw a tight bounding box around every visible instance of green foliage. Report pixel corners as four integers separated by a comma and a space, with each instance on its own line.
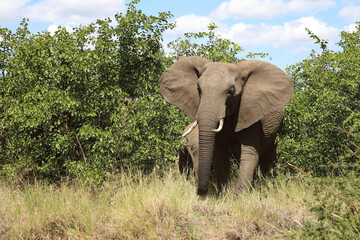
298, 175, 360, 239
167, 22, 269, 63
0, 1, 185, 181
277, 23, 360, 175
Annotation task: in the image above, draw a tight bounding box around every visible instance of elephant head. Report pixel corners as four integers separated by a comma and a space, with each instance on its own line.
160, 56, 293, 195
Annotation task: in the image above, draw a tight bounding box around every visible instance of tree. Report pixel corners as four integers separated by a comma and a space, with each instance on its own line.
277, 23, 360, 175
167, 23, 269, 63
0, 1, 185, 181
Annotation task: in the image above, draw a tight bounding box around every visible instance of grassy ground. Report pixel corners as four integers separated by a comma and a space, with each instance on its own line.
0, 170, 358, 239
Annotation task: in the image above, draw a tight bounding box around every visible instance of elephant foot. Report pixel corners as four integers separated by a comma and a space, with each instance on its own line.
197, 187, 208, 196
235, 178, 254, 193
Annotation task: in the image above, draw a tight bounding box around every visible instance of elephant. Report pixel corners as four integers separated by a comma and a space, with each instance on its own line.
159, 56, 293, 195
179, 122, 199, 178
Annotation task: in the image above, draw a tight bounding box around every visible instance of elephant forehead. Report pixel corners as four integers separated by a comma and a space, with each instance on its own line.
203, 62, 233, 71
200, 62, 238, 82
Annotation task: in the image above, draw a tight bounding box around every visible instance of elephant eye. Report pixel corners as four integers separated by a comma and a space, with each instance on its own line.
228, 89, 235, 96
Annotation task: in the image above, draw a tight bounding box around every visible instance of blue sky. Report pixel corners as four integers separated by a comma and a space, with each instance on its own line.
1, 0, 359, 69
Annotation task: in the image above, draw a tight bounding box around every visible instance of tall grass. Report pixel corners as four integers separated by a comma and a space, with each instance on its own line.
0, 170, 357, 239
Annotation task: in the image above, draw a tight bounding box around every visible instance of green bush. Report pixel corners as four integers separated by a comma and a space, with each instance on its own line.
0, 2, 186, 181
277, 24, 360, 175
298, 175, 360, 239
167, 22, 269, 62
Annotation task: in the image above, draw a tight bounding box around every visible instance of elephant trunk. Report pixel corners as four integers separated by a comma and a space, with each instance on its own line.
197, 115, 218, 196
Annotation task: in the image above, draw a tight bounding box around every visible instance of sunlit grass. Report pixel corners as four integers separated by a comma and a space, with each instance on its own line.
0, 170, 331, 239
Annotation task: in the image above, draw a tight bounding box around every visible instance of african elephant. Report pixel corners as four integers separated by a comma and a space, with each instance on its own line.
179, 122, 199, 178
159, 56, 293, 195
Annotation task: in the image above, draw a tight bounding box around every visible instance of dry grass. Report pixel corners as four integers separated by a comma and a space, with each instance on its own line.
0, 170, 316, 239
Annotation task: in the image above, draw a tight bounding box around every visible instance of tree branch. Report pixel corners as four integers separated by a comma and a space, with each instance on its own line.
75, 133, 87, 162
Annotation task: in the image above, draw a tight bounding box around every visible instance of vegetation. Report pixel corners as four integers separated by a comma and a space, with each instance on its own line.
277, 25, 360, 175
167, 22, 269, 63
298, 174, 360, 239
0, 0, 359, 239
0, 2, 186, 181
1, 172, 358, 239
2, 172, 305, 239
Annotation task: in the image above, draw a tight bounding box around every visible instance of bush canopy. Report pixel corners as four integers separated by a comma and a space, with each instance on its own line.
277, 26, 360, 175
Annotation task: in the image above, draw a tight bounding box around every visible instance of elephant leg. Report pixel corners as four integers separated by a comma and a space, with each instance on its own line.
237, 123, 261, 191
189, 145, 199, 178
181, 123, 199, 179
193, 156, 199, 179
258, 142, 276, 176
258, 110, 283, 175
213, 144, 230, 192
237, 145, 259, 190
178, 146, 193, 178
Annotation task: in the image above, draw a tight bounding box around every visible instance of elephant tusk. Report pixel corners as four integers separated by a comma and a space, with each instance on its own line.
212, 119, 224, 133
182, 121, 198, 137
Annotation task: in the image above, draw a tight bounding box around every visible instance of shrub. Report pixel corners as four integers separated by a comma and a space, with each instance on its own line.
0, 2, 186, 181
277, 24, 360, 175
298, 175, 360, 239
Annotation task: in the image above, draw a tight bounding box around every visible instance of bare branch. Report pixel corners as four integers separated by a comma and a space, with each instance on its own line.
75, 133, 87, 162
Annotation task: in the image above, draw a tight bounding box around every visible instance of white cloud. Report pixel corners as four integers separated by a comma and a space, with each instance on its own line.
212, 0, 283, 19
285, 0, 336, 12
217, 17, 339, 49
166, 14, 213, 36
164, 15, 340, 55
47, 24, 59, 35
47, 24, 73, 35
337, 4, 360, 22
23, 0, 125, 25
211, 0, 336, 20
0, 0, 31, 23
343, 23, 358, 32
340, 0, 360, 4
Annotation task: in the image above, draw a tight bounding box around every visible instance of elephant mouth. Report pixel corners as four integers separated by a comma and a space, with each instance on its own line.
212, 119, 224, 133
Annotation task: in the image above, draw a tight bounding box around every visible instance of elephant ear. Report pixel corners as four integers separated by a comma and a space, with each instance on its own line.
235, 60, 294, 132
159, 56, 211, 120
